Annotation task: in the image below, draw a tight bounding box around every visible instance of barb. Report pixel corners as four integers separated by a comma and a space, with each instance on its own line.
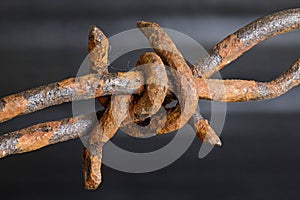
83, 25, 110, 190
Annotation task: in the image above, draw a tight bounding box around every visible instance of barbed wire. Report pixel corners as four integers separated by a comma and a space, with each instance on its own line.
0, 8, 299, 190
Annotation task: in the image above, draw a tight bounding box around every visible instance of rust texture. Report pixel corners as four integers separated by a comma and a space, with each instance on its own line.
84, 28, 168, 189
137, 21, 198, 134
195, 58, 300, 102
0, 8, 300, 190
3, 54, 299, 159
192, 8, 300, 78
82, 25, 110, 190
0, 113, 99, 158
131, 52, 168, 120
121, 52, 169, 137
137, 20, 221, 144
88, 25, 109, 74
188, 112, 221, 146
88, 25, 111, 107
82, 147, 102, 190
137, 21, 197, 132
0, 71, 144, 123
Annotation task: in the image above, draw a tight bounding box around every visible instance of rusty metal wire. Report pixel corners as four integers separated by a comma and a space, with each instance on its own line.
0, 8, 300, 190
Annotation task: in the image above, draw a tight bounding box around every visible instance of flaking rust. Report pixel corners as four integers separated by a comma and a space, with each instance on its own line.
0, 8, 300, 190
192, 8, 300, 78
83, 25, 110, 190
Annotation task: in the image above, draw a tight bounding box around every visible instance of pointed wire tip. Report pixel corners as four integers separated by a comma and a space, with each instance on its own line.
215, 138, 222, 147
137, 21, 159, 28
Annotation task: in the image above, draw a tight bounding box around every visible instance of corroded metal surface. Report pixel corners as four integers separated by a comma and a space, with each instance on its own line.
82, 147, 102, 190
121, 52, 169, 137
88, 25, 109, 74
137, 20, 220, 144
192, 8, 300, 78
137, 21, 199, 134
0, 113, 98, 158
0, 72, 144, 123
195, 58, 300, 102
131, 52, 168, 120
0, 8, 299, 190
83, 25, 110, 190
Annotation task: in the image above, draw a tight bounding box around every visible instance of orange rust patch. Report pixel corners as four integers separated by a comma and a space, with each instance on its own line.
194, 119, 208, 141
195, 78, 210, 99
82, 147, 102, 190
221, 80, 259, 101
16, 122, 61, 152
117, 71, 140, 78
94, 79, 104, 97
0, 95, 29, 122
217, 34, 244, 60
194, 119, 221, 146
69, 117, 75, 124
57, 78, 75, 89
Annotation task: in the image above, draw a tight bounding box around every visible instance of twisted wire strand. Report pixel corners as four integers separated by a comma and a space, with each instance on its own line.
0, 9, 299, 173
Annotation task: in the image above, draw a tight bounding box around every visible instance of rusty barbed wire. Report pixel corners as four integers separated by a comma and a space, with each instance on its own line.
0, 8, 300, 190
83, 25, 110, 190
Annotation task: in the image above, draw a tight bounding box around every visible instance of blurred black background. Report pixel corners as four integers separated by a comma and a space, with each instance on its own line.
0, 1, 300, 199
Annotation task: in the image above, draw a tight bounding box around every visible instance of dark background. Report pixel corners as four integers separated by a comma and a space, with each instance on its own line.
0, 1, 300, 199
